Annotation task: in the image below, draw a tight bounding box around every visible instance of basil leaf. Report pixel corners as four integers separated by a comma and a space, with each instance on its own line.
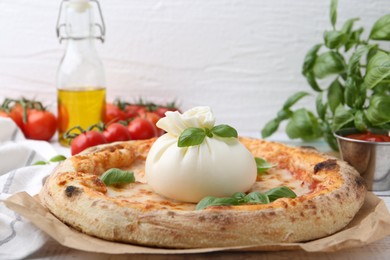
313, 52, 346, 79
344, 77, 358, 108
330, 0, 338, 28
354, 110, 367, 132
331, 105, 354, 131
324, 31, 347, 49
255, 157, 273, 175
282, 91, 310, 110
277, 109, 293, 121
341, 18, 359, 34
211, 124, 238, 138
245, 192, 270, 204
33, 161, 48, 166
195, 196, 239, 210
316, 93, 327, 120
366, 95, 390, 126
348, 45, 372, 76
302, 44, 322, 75
261, 119, 280, 138
178, 127, 206, 147
49, 155, 67, 162
265, 186, 297, 202
232, 192, 246, 201
327, 79, 344, 114
369, 14, 390, 40
304, 71, 323, 92
286, 109, 322, 141
100, 168, 135, 186
364, 51, 390, 89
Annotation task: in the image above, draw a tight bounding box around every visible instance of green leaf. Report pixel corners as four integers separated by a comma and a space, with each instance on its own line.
366, 95, 390, 126
265, 186, 297, 202
33, 161, 48, 166
245, 192, 270, 204
331, 105, 354, 131
344, 77, 358, 108
255, 157, 274, 175
178, 127, 206, 147
364, 51, 390, 89
304, 71, 323, 92
316, 93, 327, 120
49, 155, 67, 162
354, 110, 367, 132
277, 109, 293, 120
195, 196, 239, 210
348, 45, 372, 76
211, 124, 238, 138
324, 31, 348, 49
286, 109, 322, 141
100, 168, 135, 186
232, 192, 246, 201
282, 91, 310, 110
313, 51, 346, 79
369, 14, 390, 40
330, 0, 338, 28
341, 18, 359, 34
327, 79, 344, 114
344, 28, 364, 52
302, 44, 322, 74
261, 119, 280, 138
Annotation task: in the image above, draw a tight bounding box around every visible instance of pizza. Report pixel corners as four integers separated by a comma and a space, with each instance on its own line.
39, 137, 366, 248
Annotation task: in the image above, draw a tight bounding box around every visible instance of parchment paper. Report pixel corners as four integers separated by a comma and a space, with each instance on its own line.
4, 191, 390, 254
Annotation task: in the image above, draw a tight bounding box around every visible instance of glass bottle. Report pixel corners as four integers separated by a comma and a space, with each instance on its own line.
56, 0, 106, 146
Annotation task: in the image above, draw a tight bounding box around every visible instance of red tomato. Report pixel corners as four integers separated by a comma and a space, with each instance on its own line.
139, 111, 161, 125
23, 109, 57, 141
103, 123, 131, 143
124, 104, 147, 119
346, 132, 390, 142
127, 117, 157, 140
71, 131, 107, 155
105, 103, 127, 124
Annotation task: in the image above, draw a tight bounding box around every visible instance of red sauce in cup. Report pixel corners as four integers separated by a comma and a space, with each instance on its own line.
345, 131, 390, 142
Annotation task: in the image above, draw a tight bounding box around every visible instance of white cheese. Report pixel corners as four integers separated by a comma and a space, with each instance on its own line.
145, 106, 257, 203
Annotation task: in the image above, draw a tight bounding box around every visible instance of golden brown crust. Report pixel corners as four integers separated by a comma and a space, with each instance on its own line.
39, 137, 366, 248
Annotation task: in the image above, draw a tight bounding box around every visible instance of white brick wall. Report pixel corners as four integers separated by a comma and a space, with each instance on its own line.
0, 0, 389, 136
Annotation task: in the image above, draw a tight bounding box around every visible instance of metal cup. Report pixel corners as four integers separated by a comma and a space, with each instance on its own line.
334, 128, 390, 191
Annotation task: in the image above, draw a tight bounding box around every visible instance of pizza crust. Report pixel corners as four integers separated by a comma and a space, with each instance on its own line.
39, 137, 366, 248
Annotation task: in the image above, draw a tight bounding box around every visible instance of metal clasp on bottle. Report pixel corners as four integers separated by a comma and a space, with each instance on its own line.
56, 0, 106, 43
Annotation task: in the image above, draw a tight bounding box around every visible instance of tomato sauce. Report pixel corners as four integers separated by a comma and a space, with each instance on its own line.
345, 131, 390, 142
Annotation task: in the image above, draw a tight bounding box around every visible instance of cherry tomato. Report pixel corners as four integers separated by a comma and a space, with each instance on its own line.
139, 111, 161, 125
23, 109, 57, 141
105, 103, 127, 124
346, 132, 390, 142
103, 123, 131, 143
71, 131, 107, 155
124, 104, 147, 119
127, 117, 158, 140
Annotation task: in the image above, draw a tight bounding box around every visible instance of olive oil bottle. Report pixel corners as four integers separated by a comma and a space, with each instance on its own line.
56, 0, 106, 146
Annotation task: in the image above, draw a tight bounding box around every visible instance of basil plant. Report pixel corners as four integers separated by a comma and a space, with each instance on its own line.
262, 0, 390, 150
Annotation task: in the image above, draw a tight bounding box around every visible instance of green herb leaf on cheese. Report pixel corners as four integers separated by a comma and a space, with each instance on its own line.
100, 168, 135, 186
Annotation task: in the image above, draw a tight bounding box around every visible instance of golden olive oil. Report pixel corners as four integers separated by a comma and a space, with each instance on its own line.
58, 87, 106, 146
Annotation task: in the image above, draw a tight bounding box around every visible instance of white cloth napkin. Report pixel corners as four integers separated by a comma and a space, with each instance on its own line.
0, 118, 60, 259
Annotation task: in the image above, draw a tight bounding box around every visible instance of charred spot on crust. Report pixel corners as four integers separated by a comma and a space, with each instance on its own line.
65, 185, 81, 198
355, 176, 366, 188
314, 159, 338, 174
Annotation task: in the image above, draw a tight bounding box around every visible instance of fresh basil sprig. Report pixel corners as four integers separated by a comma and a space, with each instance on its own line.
178, 124, 238, 147
255, 157, 274, 175
195, 186, 297, 210
261, 0, 390, 151
99, 168, 135, 186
